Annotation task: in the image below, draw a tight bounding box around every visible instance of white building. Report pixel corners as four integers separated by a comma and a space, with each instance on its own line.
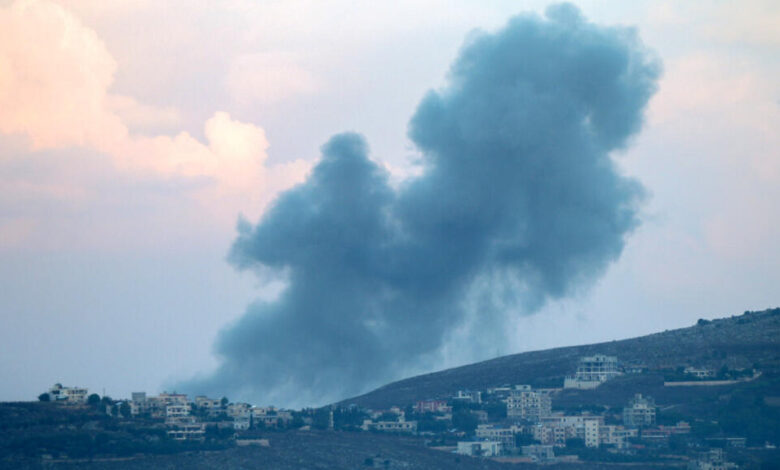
535, 415, 604, 447
362, 416, 417, 434
166, 403, 191, 420
457, 440, 502, 457
600, 425, 638, 449
415, 400, 450, 414
234, 416, 251, 430
623, 394, 656, 427
48, 383, 88, 404
506, 386, 551, 422
194, 396, 222, 410
521, 444, 555, 462
532, 422, 575, 447
128, 392, 149, 416
684, 367, 715, 379
157, 392, 188, 406
252, 407, 293, 427
453, 390, 482, 404
167, 422, 205, 441
228, 402, 252, 418
564, 355, 621, 389
475, 424, 522, 448
583, 419, 600, 448
688, 449, 737, 470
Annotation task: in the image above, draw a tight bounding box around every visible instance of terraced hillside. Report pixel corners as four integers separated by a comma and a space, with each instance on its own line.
339, 308, 780, 410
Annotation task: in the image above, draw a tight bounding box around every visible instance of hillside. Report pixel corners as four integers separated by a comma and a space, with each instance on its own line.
339, 308, 780, 410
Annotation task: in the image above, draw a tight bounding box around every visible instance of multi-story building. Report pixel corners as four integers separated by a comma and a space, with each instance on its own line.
475, 424, 522, 449
415, 400, 449, 414
361, 416, 417, 434
532, 422, 576, 447
129, 392, 148, 415
521, 444, 555, 462
157, 392, 188, 406
535, 415, 604, 447
48, 383, 88, 404
564, 355, 621, 389
144, 392, 189, 418
167, 421, 205, 441
166, 403, 191, 420
194, 396, 222, 410
684, 367, 715, 379
623, 394, 656, 427
457, 440, 502, 457
233, 415, 251, 430
252, 407, 293, 427
453, 390, 482, 404
227, 402, 251, 418
688, 449, 737, 470
506, 386, 551, 422
599, 425, 638, 449
486, 386, 514, 399
583, 418, 600, 448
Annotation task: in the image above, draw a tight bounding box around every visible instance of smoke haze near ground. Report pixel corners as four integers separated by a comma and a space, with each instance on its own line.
181, 3, 660, 407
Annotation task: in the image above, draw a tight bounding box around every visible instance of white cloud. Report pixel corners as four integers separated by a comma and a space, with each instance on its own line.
0, 0, 311, 222
226, 52, 320, 105
106, 94, 181, 134
0, 0, 125, 149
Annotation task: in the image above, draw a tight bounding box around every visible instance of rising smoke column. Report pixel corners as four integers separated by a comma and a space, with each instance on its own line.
182, 4, 660, 406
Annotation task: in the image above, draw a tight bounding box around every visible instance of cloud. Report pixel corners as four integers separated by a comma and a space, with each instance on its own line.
106, 94, 182, 134
0, 0, 125, 149
181, 4, 661, 407
0, 0, 310, 225
226, 52, 320, 105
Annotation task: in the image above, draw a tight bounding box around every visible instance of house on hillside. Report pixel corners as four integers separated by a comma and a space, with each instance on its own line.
457, 440, 502, 457
521, 444, 555, 462
361, 415, 418, 434
506, 385, 552, 422
476, 424, 522, 449
48, 383, 88, 404
623, 394, 656, 427
684, 366, 715, 379
453, 390, 482, 404
415, 399, 450, 414
564, 355, 621, 389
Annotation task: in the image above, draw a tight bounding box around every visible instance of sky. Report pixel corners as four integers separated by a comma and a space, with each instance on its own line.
0, 0, 778, 405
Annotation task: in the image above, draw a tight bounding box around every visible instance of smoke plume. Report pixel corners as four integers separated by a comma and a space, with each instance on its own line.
182, 4, 660, 406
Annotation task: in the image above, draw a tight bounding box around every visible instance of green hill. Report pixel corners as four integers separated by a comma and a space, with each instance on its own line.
339, 308, 780, 410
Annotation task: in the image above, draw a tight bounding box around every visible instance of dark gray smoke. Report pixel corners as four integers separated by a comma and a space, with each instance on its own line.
182, 4, 660, 406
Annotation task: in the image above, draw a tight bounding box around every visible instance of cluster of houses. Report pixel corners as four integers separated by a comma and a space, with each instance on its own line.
352, 355, 701, 463
41, 385, 294, 441
132, 392, 294, 440
450, 389, 675, 462
38, 353, 744, 466
447, 356, 699, 462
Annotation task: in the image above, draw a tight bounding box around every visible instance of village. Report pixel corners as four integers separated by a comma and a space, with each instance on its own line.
39, 353, 766, 469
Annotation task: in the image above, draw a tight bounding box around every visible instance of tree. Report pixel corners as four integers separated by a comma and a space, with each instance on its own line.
87, 393, 101, 406
312, 408, 331, 430
119, 401, 132, 418
38, 393, 50, 402
221, 397, 229, 408
515, 433, 539, 447
452, 410, 478, 435
566, 438, 585, 448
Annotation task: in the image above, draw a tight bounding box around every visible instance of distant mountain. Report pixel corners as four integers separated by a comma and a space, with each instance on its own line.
339, 308, 780, 410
